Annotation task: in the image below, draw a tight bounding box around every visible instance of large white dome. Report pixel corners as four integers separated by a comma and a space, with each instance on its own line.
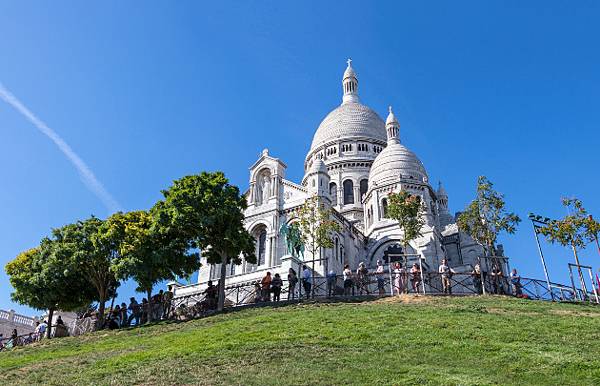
368, 141, 428, 186
309, 102, 386, 152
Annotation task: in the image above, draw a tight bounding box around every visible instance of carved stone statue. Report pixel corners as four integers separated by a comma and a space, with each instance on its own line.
261, 175, 270, 204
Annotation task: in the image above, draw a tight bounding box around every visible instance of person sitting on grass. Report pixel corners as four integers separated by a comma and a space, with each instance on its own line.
203, 280, 218, 310
271, 273, 283, 301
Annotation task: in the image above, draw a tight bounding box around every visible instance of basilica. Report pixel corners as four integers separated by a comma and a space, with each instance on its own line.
172, 60, 486, 300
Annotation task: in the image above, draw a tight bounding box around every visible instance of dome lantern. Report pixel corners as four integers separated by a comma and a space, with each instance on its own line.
385, 106, 400, 144
342, 58, 359, 104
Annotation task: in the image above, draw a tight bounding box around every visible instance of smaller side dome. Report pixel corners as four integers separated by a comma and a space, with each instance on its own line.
310, 158, 328, 174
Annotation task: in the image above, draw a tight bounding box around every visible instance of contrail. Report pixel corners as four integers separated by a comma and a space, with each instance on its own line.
0, 83, 122, 213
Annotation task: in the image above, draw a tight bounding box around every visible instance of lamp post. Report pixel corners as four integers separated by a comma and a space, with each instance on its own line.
528, 213, 553, 300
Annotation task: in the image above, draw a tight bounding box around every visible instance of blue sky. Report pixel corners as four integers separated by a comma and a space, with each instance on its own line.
1, 1, 599, 315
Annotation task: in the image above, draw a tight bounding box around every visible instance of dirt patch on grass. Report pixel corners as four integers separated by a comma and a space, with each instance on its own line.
550, 309, 600, 318
486, 307, 540, 317
373, 294, 434, 305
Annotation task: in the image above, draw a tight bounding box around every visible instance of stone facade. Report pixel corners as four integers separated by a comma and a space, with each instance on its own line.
171, 60, 501, 301
0, 309, 38, 338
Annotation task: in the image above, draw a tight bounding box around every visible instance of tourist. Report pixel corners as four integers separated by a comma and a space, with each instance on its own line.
510, 268, 522, 297
356, 262, 370, 295
438, 259, 456, 295
119, 302, 128, 327
203, 280, 218, 310
261, 272, 273, 302
35, 320, 47, 341
140, 298, 149, 324
56, 315, 65, 326
22, 333, 33, 345
128, 297, 141, 326
153, 290, 165, 320
271, 273, 283, 301
393, 262, 406, 295
162, 290, 174, 319
112, 305, 121, 326
471, 264, 483, 295
343, 264, 354, 296
410, 263, 422, 294
375, 260, 386, 296
490, 264, 505, 295
326, 269, 337, 297
288, 268, 298, 300
302, 265, 312, 298
10, 329, 19, 346
253, 282, 262, 303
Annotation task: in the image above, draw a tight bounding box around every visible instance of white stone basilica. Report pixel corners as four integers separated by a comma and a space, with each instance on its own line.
172, 60, 486, 300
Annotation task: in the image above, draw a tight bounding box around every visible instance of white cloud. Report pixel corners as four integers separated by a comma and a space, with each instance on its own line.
0, 83, 122, 214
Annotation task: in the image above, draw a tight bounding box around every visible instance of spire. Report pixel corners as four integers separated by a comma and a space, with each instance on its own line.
385, 106, 400, 143
342, 58, 359, 104
437, 181, 447, 197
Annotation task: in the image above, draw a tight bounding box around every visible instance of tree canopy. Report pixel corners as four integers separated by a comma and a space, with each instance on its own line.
457, 176, 520, 255
158, 171, 256, 310
387, 190, 426, 251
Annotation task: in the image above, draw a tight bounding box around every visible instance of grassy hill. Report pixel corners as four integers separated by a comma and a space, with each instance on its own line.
1, 295, 600, 386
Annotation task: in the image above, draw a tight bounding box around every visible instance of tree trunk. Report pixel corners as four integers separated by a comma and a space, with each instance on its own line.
572, 243, 588, 296
98, 295, 106, 328
47, 308, 54, 339
217, 253, 228, 311
147, 289, 152, 323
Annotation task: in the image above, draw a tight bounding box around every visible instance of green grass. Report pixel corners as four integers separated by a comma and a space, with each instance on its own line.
1, 296, 600, 385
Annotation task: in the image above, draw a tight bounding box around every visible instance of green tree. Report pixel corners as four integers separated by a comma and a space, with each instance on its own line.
56, 216, 120, 324
158, 172, 256, 311
295, 195, 341, 293
108, 210, 200, 321
5, 245, 94, 338
537, 198, 597, 295
387, 190, 426, 255
457, 176, 521, 256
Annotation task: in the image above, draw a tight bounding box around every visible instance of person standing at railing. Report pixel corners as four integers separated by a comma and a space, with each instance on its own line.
302, 265, 312, 299
272, 273, 283, 301
288, 268, 298, 300
471, 264, 483, 295
326, 270, 337, 297
375, 260, 386, 296
356, 262, 370, 295
410, 263, 422, 294
439, 259, 456, 295
393, 262, 406, 295
510, 268, 522, 297
490, 264, 505, 295
261, 272, 272, 302
343, 264, 354, 296
162, 290, 174, 319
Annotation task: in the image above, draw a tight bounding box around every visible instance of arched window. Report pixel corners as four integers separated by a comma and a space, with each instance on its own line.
257, 230, 267, 266
359, 179, 368, 199
329, 182, 337, 205
343, 180, 354, 205
381, 198, 388, 218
